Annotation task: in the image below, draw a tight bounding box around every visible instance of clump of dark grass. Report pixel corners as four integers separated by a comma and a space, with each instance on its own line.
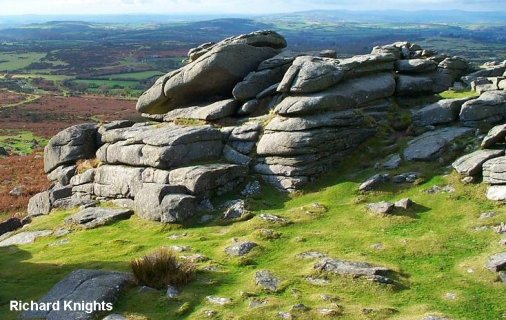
130, 247, 195, 290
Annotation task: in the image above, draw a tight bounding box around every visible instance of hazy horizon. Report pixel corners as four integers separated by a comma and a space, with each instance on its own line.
1, 0, 506, 16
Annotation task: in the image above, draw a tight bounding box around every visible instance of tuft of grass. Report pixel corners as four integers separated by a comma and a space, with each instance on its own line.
130, 247, 195, 290
172, 118, 207, 126
438, 89, 478, 100
76, 158, 101, 173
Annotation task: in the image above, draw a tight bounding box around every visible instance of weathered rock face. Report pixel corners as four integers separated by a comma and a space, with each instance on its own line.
44, 123, 97, 173
64, 207, 134, 229
33, 32, 465, 222
136, 31, 286, 114
403, 127, 473, 161
134, 184, 196, 223
460, 91, 506, 126
97, 123, 223, 169
452, 149, 504, 177
412, 98, 471, 126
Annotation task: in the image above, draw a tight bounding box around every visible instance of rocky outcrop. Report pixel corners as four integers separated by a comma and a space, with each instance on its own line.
32, 31, 466, 222
136, 30, 286, 114
453, 122, 506, 201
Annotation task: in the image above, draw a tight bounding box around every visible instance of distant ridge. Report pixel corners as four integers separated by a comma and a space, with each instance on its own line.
1, 10, 506, 27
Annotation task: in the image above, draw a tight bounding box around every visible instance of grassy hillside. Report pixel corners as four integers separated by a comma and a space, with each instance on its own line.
1, 135, 504, 320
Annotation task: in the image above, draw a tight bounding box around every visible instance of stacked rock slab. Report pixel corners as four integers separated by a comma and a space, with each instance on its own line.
452, 123, 506, 200
35, 31, 461, 222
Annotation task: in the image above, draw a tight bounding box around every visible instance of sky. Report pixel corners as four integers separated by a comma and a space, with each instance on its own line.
0, 0, 505, 15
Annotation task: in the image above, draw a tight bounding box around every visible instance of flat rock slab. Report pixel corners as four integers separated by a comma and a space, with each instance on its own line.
314, 257, 392, 283
64, 207, 134, 229
21, 269, 132, 320
169, 163, 248, 195
412, 98, 470, 126
0, 230, 52, 247
163, 99, 238, 121
452, 149, 504, 177
207, 296, 233, 305
255, 270, 281, 292
486, 252, 506, 272
481, 123, 506, 148
403, 127, 473, 161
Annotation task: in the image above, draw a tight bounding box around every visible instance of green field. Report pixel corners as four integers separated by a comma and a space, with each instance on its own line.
0, 52, 46, 72
0, 130, 47, 155
96, 70, 164, 80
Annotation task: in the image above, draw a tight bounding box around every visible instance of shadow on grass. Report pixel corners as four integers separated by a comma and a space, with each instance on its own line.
0, 245, 226, 320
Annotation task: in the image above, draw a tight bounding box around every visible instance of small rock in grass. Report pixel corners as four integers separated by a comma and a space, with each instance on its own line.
181, 254, 209, 263
318, 307, 342, 317
306, 277, 330, 286
367, 201, 394, 214
277, 312, 293, 319
102, 314, 127, 320
444, 292, 458, 300
48, 238, 70, 247
422, 314, 451, 320
480, 211, 497, 219
394, 198, 413, 210
259, 214, 290, 224
486, 252, 506, 272
170, 245, 192, 252
494, 222, 506, 234
500, 238, 506, 246
203, 310, 217, 318
320, 294, 340, 302
291, 303, 310, 312
166, 285, 180, 298
241, 180, 261, 197
225, 241, 257, 256
254, 228, 281, 240
249, 298, 267, 308
461, 176, 477, 184
53, 228, 70, 237
206, 296, 232, 305
255, 270, 280, 292
223, 200, 247, 219
296, 251, 327, 260
498, 271, 506, 282
371, 243, 384, 250
138, 286, 158, 293
359, 173, 389, 191
425, 185, 455, 194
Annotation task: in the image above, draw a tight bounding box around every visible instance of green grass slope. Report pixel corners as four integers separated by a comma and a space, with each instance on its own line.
0, 136, 504, 320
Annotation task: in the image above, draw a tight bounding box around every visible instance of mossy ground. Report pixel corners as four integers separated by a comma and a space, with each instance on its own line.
1, 144, 505, 320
